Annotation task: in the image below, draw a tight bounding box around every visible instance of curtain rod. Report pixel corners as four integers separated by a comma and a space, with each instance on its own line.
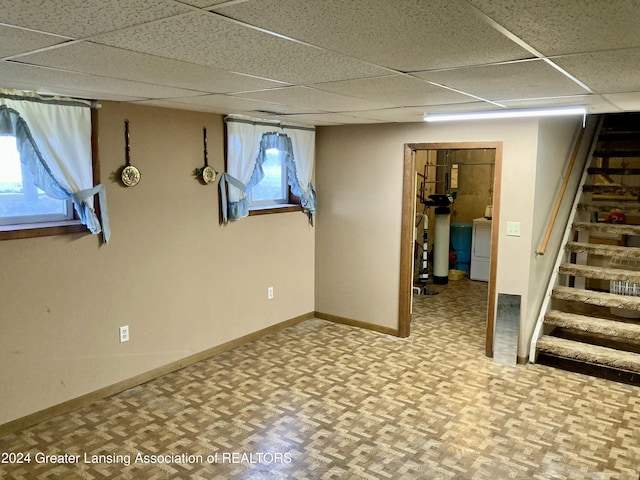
225, 116, 315, 132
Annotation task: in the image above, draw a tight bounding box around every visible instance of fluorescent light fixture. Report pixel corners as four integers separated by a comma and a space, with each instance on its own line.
423, 106, 587, 122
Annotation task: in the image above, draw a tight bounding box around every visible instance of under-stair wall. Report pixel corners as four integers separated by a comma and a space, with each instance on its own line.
531, 113, 640, 384
525, 116, 601, 360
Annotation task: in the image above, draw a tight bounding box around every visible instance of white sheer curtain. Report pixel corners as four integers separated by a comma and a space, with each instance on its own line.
287, 127, 316, 219
0, 88, 109, 242
220, 117, 278, 222
220, 116, 316, 223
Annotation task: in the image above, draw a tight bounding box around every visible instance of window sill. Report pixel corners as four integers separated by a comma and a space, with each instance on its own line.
0, 220, 89, 241
248, 204, 302, 216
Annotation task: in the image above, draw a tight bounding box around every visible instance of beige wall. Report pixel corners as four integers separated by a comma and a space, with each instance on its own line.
315, 119, 542, 340
0, 104, 585, 426
314, 124, 406, 329
448, 149, 495, 224
526, 117, 595, 353
0, 102, 315, 425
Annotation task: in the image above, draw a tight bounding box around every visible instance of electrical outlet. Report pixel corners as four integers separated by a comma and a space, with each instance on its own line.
268, 287, 274, 300
119, 325, 129, 343
506, 221, 521, 237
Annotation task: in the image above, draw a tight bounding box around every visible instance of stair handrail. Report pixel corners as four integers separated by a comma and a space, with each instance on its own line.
536, 127, 586, 256
529, 115, 603, 362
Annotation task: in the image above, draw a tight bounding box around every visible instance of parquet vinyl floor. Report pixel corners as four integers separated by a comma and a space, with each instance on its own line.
1, 279, 639, 479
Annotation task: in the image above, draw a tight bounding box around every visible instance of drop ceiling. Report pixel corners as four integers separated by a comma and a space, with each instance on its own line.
1, 0, 639, 125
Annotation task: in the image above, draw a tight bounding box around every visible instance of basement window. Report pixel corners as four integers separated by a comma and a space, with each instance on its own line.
0, 135, 74, 226
222, 116, 315, 222
248, 148, 288, 206
0, 89, 109, 242
247, 147, 301, 215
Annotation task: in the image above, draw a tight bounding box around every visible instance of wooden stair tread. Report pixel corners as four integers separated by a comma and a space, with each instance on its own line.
573, 221, 640, 235
536, 335, 640, 373
566, 242, 640, 258
552, 286, 640, 310
544, 310, 640, 339
559, 263, 640, 282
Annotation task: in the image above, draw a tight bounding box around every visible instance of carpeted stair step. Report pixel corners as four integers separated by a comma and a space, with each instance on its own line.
588, 168, 640, 175
573, 221, 640, 236
544, 310, 640, 339
582, 185, 640, 196
559, 263, 640, 282
547, 324, 640, 355
566, 242, 640, 258
577, 201, 640, 216
552, 286, 640, 310
536, 335, 640, 373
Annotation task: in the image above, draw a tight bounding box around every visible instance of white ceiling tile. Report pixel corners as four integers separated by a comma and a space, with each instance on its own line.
346, 108, 427, 123
405, 102, 499, 115
413, 59, 587, 101
0, 0, 634, 123
0, 76, 146, 102
468, 0, 640, 56
17, 42, 287, 93
554, 48, 640, 94
154, 94, 321, 115
232, 87, 391, 112
183, 0, 228, 6
387, 102, 508, 119
0, 25, 69, 59
133, 98, 230, 114
281, 113, 384, 125
500, 94, 618, 113
216, 0, 531, 71
0, 61, 207, 101
311, 75, 476, 107
89, 11, 390, 84
602, 93, 640, 111
0, 0, 193, 38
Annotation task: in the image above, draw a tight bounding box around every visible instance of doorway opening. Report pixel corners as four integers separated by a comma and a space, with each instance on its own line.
398, 142, 503, 357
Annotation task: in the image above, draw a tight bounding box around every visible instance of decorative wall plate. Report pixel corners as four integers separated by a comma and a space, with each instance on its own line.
121, 164, 141, 187
121, 120, 141, 187
202, 164, 217, 184
200, 127, 218, 184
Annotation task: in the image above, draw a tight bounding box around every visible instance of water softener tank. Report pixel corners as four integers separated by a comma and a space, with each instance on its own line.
433, 205, 451, 284
450, 222, 473, 272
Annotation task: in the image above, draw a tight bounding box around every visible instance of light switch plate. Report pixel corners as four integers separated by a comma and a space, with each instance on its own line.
506, 221, 521, 237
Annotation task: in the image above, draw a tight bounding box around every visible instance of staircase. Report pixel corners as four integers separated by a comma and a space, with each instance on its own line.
532, 113, 640, 384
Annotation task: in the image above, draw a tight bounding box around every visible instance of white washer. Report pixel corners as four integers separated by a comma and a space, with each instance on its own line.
470, 218, 491, 281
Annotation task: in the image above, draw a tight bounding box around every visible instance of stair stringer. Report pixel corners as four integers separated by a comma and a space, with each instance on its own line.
528, 116, 604, 362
